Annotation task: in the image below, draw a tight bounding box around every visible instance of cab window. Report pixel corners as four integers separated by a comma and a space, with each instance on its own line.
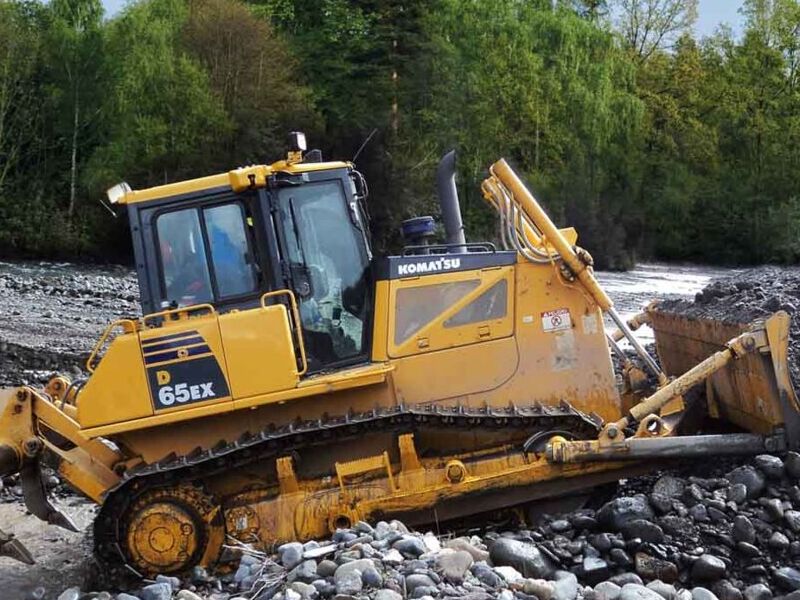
156, 202, 258, 307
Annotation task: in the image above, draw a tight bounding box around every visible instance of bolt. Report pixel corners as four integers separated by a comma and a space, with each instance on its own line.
607, 425, 619, 439
16, 390, 26, 402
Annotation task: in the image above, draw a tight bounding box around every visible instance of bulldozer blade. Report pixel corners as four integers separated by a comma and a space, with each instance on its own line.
0, 529, 34, 565
20, 461, 78, 532
649, 308, 800, 447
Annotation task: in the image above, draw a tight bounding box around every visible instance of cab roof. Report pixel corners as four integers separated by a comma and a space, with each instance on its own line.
116, 159, 352, 205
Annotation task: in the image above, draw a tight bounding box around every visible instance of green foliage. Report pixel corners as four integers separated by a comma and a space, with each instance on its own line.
2, 0, 800, 267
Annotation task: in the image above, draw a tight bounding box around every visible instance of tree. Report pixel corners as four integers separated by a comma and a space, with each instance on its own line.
46, 0, 104, 221
616, 0, 699, 61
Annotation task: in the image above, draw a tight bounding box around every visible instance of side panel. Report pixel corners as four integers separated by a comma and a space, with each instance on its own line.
77, 334, 153, 428
218, 305, 299, 399
139, 317, 232, 414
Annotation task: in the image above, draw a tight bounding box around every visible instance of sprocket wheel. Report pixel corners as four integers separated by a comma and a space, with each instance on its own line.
121, 484, 224, 576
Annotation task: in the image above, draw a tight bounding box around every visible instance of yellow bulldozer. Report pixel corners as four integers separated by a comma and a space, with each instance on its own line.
1, 134, 798, 578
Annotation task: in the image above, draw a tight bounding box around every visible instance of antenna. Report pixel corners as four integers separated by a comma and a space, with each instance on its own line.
352, 128, 378, 163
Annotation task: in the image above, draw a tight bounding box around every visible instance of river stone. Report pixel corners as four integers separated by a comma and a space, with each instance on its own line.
57, 590, 81, 600
733, 515, 756, 544
610, 548, 633, 568
362, 565, 383, 588
769, 531, 790, 551
334, 559, 374, 581
374, 591, 403, 600
736, 542, 760, 558
583, 557, 611, 585
591, 533, 613, 552
495, 565, 524, 584
288, 560, 318, 584
472, 562, 504, 587
524, 579, 556, 600
335, 568, 363, 595
650, 493, 674, 515
755, 455, 784, 479
692, 555, 726, 582
140, 583, 172, 600
727, 484, 748, 505
654, 476, 686, 498
620, 583, 665, 600
393, 535, 426, 557
598, 495, 655, 531
489, 538, 555, 579
647, 581, 677, 600
553, 571, 579, 600
595, 582, 622, 600
774, 567, 800, 591
726, 466, 766, 499
317, 559, 338, 577
786, 451, 800, 479
612, 574, 645, 587
692, 588, 719, 600
280, 542, 305, 570
436, 550, 473, 583
690, 504, 710, 522
444, 537, 489, 562
762, 497, 785, 520
713, 580, 743, 600
636, 553, 679, 583
743, 584, 772, 600
785, 510, 800, 532
405, 573, 436, 593
622, 519, 665, 543
289, 582, 316, 600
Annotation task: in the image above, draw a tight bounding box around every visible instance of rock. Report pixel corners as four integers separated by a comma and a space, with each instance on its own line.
610, 548, 633, 568
692, 588, 719, 600
176, 592, 203, 600
785, 510, 800, 532
621, 520, 665, 543
612, 574, 645, 587
573, 514, 599, 530
636, 553, 679, 583
736, 542, 760, 558
489, 538, 555, 579
525, 579, 556, 600
495, 565, 524, 584
692, 555, 727, 582
374, 591, 403, 600
620, 583, 665, 600
288, 560, 318, 584
393, 536, 426, 558
762, 498, 785, 520
595, 582, 622, 600
582, 557, 610, 586
591, 533, 613, 552
733, 516, 756, 544
57, 589, 81, 600
654, 476, 686, 498
289, 582, 317, 599
317, 559, 338, 577
140, 583, 172, 600
690, 504, 709, 522
551, 519, 572, 533
155, 575, 180, 591
553, 571, 579, 600
405, 573, 437, 593
422, 532, 440, 553
647, 581, 677, 600
755, 455, 784, 479
727, 484, 748, 505
726, 466, 766, 499
116, 595, 140, 600
334, 569, 363, 595
743, 584, 772, 600
444, 537, 490, 562
361, 565, 383, 588
774, 567, 800, 592
650, 494, 674, 515
786, 451, 800, 479
769, 531, 790, 551
598, 496, 655, 531
382, 548, 404, 566
713, 580, 743, 600
471, 562, 504, 588
280, 542, 305, 570
436, 550, 473, 583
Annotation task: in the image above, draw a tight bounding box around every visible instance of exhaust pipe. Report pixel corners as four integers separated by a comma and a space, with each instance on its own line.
436, 150, 466, 253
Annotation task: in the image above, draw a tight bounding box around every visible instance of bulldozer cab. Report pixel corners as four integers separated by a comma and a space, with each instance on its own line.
129, 164, 373, 373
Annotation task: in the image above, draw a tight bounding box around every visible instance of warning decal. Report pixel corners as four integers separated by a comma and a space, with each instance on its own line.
541, 308, 572, 333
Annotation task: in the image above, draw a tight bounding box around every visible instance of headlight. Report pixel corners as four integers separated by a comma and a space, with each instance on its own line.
106, 182, 131, 204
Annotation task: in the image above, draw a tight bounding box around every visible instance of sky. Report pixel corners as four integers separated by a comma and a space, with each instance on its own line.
98, 0, 746, 35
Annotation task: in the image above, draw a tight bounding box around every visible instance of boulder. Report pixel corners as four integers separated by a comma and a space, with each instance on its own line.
755, 455, 784, 479
489, 538, 555, 579
692, 555, 727, 582
598, 496, 655, 531
725, 466, 766, 499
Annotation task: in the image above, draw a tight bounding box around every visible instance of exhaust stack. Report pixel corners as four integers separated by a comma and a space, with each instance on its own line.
436, 150, 466, 253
